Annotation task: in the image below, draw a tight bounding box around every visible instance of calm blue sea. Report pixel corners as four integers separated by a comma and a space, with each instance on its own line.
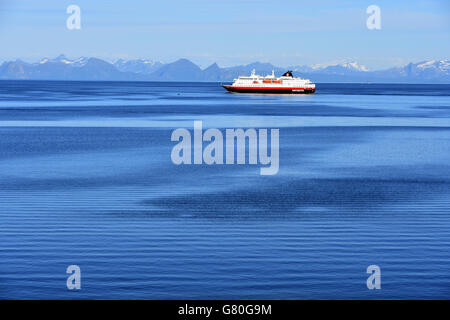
0, 81, 449, 299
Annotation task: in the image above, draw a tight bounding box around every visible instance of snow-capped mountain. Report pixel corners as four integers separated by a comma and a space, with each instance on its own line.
377, 59, 450, 82
69, 57, 89, 67
113, 59, 164, 74
0, 55, 144, 80
311, 61, 369, 73
36, 54, 89, 67
407, 59, 449, 77
289, 61, 369, 75
338, 61, 369, 72
0, 55, 448, 82
416, 60, 449, 73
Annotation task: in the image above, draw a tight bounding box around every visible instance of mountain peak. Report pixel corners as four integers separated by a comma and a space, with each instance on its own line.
113, 58, 164, 74
151, 58, 202, 81
173, 58, 197, 65
204, 62, 219, 70
341, 61, 369, 72
311, 60, 369, 72
416, 59, 449, 72
54, 54, 68, 61
246, 61, 276, 69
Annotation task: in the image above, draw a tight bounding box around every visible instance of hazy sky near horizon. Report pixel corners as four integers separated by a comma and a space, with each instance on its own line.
0, 0, 449, 69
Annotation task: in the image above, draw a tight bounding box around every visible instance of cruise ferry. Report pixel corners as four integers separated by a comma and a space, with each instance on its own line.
222, 70, 316, 94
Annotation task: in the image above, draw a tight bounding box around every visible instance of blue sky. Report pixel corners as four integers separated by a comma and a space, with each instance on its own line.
0, 0, 449, 69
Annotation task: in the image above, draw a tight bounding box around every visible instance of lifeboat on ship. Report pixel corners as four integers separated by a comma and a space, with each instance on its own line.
222, 70, 316, 94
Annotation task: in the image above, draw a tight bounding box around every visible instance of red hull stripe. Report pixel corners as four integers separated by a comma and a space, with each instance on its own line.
224, 86, 313, 90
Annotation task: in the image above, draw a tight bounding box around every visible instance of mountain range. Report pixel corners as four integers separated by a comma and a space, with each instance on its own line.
0, 54, 449, 83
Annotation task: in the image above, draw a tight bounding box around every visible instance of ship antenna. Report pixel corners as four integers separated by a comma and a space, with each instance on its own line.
272, 69, 275, 77
251, 69, 255, 76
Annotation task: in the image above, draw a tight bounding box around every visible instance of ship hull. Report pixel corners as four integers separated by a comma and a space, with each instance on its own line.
222, 85, 315, 94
